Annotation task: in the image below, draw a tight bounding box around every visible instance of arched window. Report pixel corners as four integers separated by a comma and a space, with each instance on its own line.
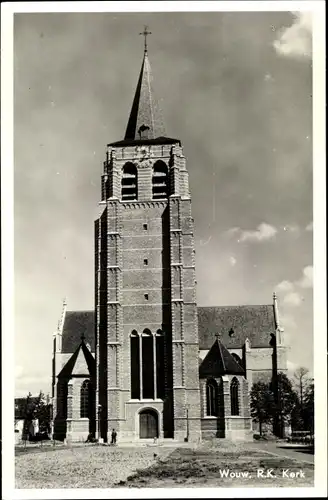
130, 329, 165, 401
122, 163, 137, 201
152, 161, 168, 199
142, 329, 154, 399
156, 330, 165, 399
206, 379, 218, 416
80, 380, 90, 418
230, 377, 240, 416
130, 330, 140, 399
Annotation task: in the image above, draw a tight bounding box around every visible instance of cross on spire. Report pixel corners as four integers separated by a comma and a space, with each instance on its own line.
139, 25, 152, 53
215, 332, 221, 341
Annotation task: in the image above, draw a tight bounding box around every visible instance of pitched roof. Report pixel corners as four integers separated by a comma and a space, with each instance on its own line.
58, 339, 95, 379
124, 51, 166, 141
197, 305, 276, 349
61, 311, 95, 353
199, 338, 245, 378
59, 304, 276, 355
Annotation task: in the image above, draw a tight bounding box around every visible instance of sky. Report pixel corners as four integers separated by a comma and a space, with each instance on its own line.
14, 10, 313, 397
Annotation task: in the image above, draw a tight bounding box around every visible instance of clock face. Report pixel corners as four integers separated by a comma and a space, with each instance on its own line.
136, 145, 149, 157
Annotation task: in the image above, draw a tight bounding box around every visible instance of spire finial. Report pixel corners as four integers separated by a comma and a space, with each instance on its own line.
215, 332, 221, 341
139, 25, 152, 54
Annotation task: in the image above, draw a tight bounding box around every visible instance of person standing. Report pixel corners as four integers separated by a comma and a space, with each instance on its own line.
111, 428, 117, 445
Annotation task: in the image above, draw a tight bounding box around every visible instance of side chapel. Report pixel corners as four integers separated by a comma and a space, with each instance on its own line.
52, 33, 287, 443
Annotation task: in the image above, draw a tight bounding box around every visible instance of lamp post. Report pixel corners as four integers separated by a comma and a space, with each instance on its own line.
270, 332, 282, 438
185, 404, 190, 442
97, 404, 102, 442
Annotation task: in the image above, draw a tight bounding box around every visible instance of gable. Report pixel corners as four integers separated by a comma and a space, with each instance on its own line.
58, 341, 95, 379
71, 348, 90, 376
199, 340, 245, 378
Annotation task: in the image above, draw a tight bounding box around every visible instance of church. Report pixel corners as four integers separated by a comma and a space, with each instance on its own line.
52, 33, 287, 444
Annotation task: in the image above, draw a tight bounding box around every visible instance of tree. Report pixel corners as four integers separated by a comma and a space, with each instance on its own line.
303, 381, 314, 433
294, 367, 310, 429
20, 391, 52, 440
250, 381, 275, 436
251, 373, 300, 438
273, 372, 300, 437
34, 391, 51, 434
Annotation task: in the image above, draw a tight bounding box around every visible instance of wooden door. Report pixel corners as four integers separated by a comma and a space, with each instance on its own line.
139, 410, 158, 438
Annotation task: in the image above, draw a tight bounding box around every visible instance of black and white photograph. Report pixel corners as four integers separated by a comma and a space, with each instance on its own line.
1, 0, 326, 497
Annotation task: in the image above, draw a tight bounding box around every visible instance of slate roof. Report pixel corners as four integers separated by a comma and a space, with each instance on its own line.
199, 338, 245, 378
58, 339, 95, 379
123, 51, 166, 141
60, 304, 276, 354
197, 305, 276, 350
61, 311, 95, 353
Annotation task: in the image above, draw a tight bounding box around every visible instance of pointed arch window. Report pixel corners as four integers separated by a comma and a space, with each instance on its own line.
80, 379, 90, 418
142, 329, 154, 399
152, 161, 168, 199
230, 377, 240, 416
122, 163, 138, 201
130, 329, 165, 401
130, 330, 140, 399
206, 379, 218, 416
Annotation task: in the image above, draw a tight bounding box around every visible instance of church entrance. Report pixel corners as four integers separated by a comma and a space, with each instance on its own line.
139, 409, 159, 439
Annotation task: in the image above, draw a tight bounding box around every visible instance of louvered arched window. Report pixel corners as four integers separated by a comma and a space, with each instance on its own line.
122, 163, 138, 201
80, 379, 90, 418
206, 379, 218, 416
152, 161, 168, 199
230, 377, 240, 416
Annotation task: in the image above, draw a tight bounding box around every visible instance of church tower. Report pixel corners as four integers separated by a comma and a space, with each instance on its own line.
95, 30, 201, 442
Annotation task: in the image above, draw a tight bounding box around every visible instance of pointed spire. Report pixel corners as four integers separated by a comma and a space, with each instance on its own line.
124, 29, 166, 141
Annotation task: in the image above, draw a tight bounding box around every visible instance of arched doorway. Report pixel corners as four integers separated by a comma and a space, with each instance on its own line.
139, 409, 159, 439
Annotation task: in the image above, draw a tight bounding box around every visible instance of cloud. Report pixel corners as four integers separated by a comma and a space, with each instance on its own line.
297, 265, 313, 288
283, 291, 303, 307
273, 12, 312, 59
282, 224, 300, 235
239, 223, 278, 242
287, 359, 299, 374
281, 314, 297, 330
224, 223, 278, 243
229, 256, 237, 267
276, 280, 294, 293
223, 227, 240, 239
305, 221, 313, 231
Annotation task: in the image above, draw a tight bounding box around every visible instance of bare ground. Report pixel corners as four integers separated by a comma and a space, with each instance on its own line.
15, 442, 314, 489
118, 445, 314, 488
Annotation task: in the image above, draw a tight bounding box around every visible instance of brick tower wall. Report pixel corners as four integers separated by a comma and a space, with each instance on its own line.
96, 142, 202, 442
